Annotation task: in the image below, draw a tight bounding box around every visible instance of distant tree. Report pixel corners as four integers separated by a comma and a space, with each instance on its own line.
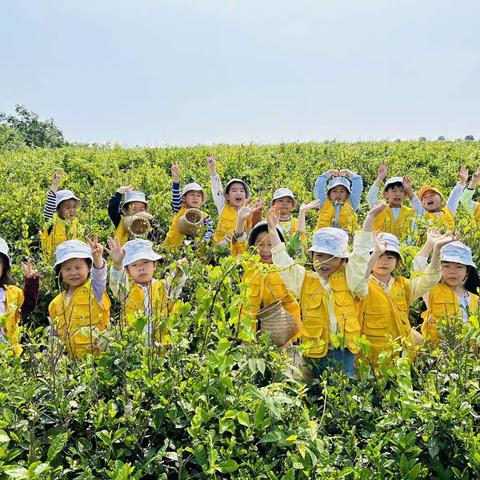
418, 136, 427, 142
465, 135, 474, 141
0, 104, 65, 148
437, 136, 445, 141
0, 124, 27, 151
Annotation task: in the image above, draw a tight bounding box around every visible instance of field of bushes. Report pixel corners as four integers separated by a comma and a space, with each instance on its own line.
0, 141, 480, 479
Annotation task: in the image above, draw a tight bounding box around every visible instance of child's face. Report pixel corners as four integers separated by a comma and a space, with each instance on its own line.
57, 199, 78, 221
124, 201, 147, 216
328, 186, 349, 205
127, 259, 156, 285
60, 258, 90, 289
184, 191, 204, 209
312, 252, 344, 278
272, 197, 295, 215
254, 231, 273, 264
383, 185, 406, 208
225, 183, 247, 208
421, 191, 442, 212
372, 252, 398, 279
441, 261, 468, 289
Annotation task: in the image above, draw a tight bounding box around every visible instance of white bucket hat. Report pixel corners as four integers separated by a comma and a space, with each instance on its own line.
182, 182, 206, 203
440, 241, 476, 267
54, 240, 93, 267
55, 190, 82, 209
370, 232, 401, 257
383, 176, 404, 192
308, 227, 349, 258
123, 190, 148, 207
123, 239, 161, 268
247, 221, 285, 247
225, 178, 250, 198
271, 188, 297, 208
0, 238, 11, 268
327, 177, 351, 194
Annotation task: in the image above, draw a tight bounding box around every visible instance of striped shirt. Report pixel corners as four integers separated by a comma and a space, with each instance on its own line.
43, 190, 57, 221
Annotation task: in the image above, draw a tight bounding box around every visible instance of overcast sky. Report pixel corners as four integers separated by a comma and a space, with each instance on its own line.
1, 0, 478, 145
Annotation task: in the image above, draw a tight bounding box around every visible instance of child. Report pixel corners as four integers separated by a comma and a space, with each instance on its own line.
240, 221, 302, 345
460, 169, 480, 221
108, 186, 161, 245
107, 238, 186, 345
357, 230, 453, 367
266, 202, 386, 378
208, 154, 261, 247
49, 238, 110, 358
41, 172, 84, 261
314, 169, 363, 233
406, 165, 468, 230
366, 162, 415, 240
415, 237, 479, 344
163, 163, 214, 249
0, 238, 40, 355
270, 188, 298, 239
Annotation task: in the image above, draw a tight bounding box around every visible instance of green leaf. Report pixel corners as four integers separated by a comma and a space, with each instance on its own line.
47, 431, 68, 462
3, 466, 28, 479
96, 430, 112, 447
0, 429, 10, 443
236, 411, 250, 427
218, 459, 238, 473
254, 403, 266, 429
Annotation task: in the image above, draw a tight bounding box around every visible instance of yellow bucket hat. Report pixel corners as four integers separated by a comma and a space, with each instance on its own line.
418, 185, 443, 201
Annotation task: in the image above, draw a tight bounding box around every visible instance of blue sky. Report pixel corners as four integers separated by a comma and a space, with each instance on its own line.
1, 0, 478, 145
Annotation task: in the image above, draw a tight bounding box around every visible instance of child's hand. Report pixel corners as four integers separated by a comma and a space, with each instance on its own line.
171, 163, 181, 183
338, 169, 353, 177
117, 185, 133, 194
372, 231, 387, 257
402, 175, 413, 192
368, 201, 388, 218
425, 227, 441, 246
433, 231, 461, 250
207, 154, 217, 175
106, 237, 126, 269
469, 170, 480, 188
86, 235, 104, 269
299, 199, 321, 213
326, 169, 339, 177
377, 161, 388, 181
21, 259, 40, 279
237, 205, 252, 222
459, 165, 469, 185
251, 196, 264, 215
51, 172, 62, 192
266, 207, 281, 229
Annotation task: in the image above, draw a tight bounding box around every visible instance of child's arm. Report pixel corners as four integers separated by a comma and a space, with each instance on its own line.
346, 202, 386, 296
459, 169, 479, 214
366, 161, 388, 208
443, 165, 468, 215
171, 164, 182, 214
233, 206, 252, 242
207, 154, 225, 215
250, 196, 264, 227
268, 208, 305, 298
296, 199, 321, 234
86, 236, 107, 304
106, 237, 127, 298
364, 231, 387, 280
43, 172, 61, 222
201, 215, 214, 243
314, 171, 334, 206
20, 259, 40, 318
109, 186, 132, 227
402, 176, 424, 215
341, 169, 363, 212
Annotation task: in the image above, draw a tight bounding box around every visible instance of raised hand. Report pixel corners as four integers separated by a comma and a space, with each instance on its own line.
433, 231, 461, 249
51, 172, 62, 192
106, 237, 126, 268
338, 168, 353, 177
86, 235, 104, 268
266, 207, 281, 229
237, 205, 252, 222
458, 165, 469, 185
207, 154, 217, 175
363, 202, 388, 232
377, 161, 388, 181
299, 199, 321, 214
21, 259, 39, 279
326, 169, 340, 177
469, 170, 480, 189
251, 196, 264, 214
117, 185, 133, 194
402, 175, 413, 192
425, 227, 441, 245
372, 231, 388, 257
171, 163, 181, 183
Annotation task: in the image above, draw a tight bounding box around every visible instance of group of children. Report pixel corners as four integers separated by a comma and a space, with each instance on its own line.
1, 156, 480, 379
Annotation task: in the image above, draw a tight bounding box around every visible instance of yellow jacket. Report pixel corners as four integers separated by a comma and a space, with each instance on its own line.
241, 267, 301, 341
372, 205, 415, 239
423, 208, 455, 230
114, 218, 129, 246
421, 283, 479, 344
1, 285, 24, 355
357, 277, 414, 366
300, 268, 360, 358
122, 280, 173, 345
49, 279, 111, 358
315, 199, 358, 233
163, 206, 208, 249
214, 204, 252, 244
279, 217, 299, 238
40, 214, 82, 261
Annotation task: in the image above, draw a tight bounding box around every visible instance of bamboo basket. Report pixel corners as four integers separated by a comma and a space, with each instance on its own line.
124, 212, 153, 237
177, 208, 203, 236
256, 300, 300, 347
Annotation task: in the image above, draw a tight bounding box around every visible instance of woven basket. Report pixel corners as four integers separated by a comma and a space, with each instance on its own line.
177, 208, 203, 236
257, 300, 300, 347
124, 213, 153, 237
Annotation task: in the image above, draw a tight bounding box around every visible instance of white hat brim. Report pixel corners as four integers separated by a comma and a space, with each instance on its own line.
307, 246, 349, 258
440, 254, 475, 268
54, 251, 92, 268
123, 251, 162, 268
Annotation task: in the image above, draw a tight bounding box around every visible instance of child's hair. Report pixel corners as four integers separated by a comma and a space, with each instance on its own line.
463, 266, 480, 295
0, 253, 15, 288
54, 258, 92, 278
384, 181, 404, 192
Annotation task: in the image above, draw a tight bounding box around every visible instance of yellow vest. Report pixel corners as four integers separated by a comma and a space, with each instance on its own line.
475, 204, 480, 223
214, 204, 251, 244
423, 208, 455, 230
357, 277, 414, 366
49, 279, 111, 358
163, 206, 208, 249
1, 285, 24, 355
372, 205, 415, 239
241, 268, 301, 340
315, 199, 358, 233
300, 268, 360, 358
279, 217, 299, 238
114, 218, 129, 246
421, 283, 479, 344
122, 280, 172, 345
40, 214, 82, 261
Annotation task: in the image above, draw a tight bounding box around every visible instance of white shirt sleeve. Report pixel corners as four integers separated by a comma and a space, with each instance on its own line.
210, 174, 225, 215
446, 183, 464, 214
366, 184, 380, 208
345, 230, 374, 298
271, 243, 306, 298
